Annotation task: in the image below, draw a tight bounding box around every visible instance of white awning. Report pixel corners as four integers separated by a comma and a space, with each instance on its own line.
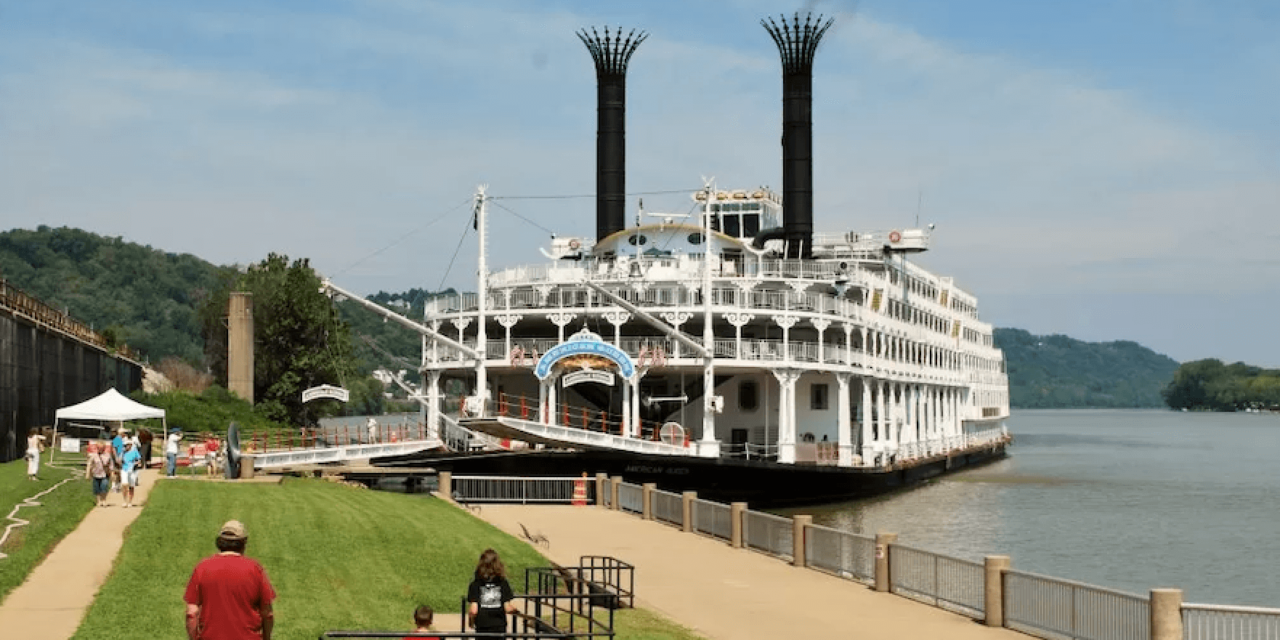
55, 388, 165, 422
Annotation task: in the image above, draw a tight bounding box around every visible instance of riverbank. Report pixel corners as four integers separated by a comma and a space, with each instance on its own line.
69, 477, 703, 639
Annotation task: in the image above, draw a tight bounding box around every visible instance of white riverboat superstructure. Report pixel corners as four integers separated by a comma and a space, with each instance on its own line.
331, 14, 1012, 503
414, 185, 1011, 470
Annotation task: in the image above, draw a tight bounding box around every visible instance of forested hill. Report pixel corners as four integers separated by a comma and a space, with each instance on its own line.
0, 226, 230, 363
994, 328, 1180, 408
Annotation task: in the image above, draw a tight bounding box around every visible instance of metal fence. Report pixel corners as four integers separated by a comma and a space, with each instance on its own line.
452, 476, 584, 504
889, 544, 985, 619
692, 499, 732, 541
651, 489, 684, 527
804, 524, 875, 585
1005, 570, 1149, 640
1184, 603, 1280, 640
617, 482, 643, 515
743, 510, 793, 561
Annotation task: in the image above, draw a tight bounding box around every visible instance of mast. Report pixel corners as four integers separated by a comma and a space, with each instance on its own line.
474, 186, 489, 416
700, 182, 719, 454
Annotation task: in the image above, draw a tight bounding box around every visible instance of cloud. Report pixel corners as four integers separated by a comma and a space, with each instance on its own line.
1, 2, 1276, 362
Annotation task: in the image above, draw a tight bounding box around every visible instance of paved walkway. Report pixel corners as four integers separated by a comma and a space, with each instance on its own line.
475, 504, 1031, 640
0, 469, 160, 640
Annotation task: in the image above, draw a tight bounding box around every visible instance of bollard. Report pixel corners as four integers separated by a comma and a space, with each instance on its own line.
642, 483, 655, 521
1150, 589, 1183, 640
984, 555, 1012, 627
682, 491, 697, 533
610, 477, 621, 511
730, 502, 747, 549
874, 532, 897, 592
595, 473, 608, 508
792, 515, 812, 568
238, 455, 255, 480
438, 471, 452, 500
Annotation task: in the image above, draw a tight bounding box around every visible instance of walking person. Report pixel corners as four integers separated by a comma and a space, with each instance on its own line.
25, 428, 45, 481
120, 439, 141, 508
166, 428, 182, 477
467, 548, 518, 636
138, 428, 154, 470
184, 520, 276, 640
85, 441, 115, 507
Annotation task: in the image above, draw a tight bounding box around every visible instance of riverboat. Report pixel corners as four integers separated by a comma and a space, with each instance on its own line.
341, 14, 1011, 506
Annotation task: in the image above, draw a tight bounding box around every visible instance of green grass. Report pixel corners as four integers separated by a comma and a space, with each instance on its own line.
73, 479, 705, 640
0, 458, 96, 604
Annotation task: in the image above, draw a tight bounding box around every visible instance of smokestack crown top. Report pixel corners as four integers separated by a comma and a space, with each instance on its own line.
578, 26, 648, 77
762, 13, 834, 74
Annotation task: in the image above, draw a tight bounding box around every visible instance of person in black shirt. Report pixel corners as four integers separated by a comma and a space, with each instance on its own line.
467, 548, 517, 635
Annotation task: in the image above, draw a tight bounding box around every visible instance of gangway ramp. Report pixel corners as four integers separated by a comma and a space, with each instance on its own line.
458, 416, 697, 457
250, 438, 441, 469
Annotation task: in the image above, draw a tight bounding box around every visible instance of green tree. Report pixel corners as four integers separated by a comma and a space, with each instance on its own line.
200, 254, 357, 426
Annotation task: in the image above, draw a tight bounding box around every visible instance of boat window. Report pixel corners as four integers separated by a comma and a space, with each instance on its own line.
627, 234, 648, 246
687, 232, 704, 245
739, 380, 758, 412
810, 383, 829, 411
724, 215, 741, 237
743, 214, 760, 237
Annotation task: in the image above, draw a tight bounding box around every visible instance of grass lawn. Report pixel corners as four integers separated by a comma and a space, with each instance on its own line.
73, 478, 705, 640
0, 457, 96, 604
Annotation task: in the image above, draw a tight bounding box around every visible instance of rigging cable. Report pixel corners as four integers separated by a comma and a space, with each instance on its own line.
331, 196, 474, 280
436, 208, 475, 293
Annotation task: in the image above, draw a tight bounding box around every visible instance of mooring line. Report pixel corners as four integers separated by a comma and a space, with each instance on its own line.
0, 476, 75, 560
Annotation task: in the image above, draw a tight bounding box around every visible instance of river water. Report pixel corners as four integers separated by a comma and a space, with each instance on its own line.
778, 409, 1280, 608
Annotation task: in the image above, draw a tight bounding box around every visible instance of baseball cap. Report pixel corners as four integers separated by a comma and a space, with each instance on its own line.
218, 520, 248, 540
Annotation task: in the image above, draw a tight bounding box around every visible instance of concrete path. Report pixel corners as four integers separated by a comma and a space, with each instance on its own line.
0, 468, 160, 640
475, 504, 1032, 640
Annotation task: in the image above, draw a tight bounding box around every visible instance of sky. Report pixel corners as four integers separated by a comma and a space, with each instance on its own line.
2, 0, 1278, 366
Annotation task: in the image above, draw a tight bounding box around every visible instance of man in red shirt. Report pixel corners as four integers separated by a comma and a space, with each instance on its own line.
184, 520, 276, 640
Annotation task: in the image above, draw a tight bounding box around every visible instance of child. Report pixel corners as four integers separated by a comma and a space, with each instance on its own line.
402, 605, 439, 640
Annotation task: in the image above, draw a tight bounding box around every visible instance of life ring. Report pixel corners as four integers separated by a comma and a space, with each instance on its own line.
889, 230, 902, 244
568, 238, 582, 251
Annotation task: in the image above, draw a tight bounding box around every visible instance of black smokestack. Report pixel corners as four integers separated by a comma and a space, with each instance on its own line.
579, 27, 647, 243
763, 13, 833, 259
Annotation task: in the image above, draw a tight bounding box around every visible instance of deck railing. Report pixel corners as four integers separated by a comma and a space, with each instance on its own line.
804, 524, 875, 585
1183, 603, 1280, 640
650, 489, 684, 528
743, 510, 793, 561
1005, 570, 1150, 640
452, 475, 585, 504
889, 544, 985, 619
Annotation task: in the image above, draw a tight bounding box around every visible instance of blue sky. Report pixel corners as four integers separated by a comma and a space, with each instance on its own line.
2, 0, 1278, 366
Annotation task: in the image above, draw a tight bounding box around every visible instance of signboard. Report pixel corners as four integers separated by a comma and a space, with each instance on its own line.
563, 369, 615, 387
60, 437, 80, 453
302, 384, 350, 403
534, 329, 635, 380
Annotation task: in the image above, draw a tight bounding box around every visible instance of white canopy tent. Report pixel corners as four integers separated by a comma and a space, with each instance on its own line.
52, 388, 167, 461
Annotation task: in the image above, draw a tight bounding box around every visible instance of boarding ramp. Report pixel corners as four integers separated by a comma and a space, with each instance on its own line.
458, 416, 698, 456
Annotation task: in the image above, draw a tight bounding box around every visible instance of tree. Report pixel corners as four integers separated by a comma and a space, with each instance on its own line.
200, 253, 357, 426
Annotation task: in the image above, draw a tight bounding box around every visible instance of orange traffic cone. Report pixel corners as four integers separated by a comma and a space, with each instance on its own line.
571, 474, 588, 506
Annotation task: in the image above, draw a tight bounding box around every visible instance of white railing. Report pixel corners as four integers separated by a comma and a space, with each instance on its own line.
1184, 603, 1280, 640
617, 482, 644, 514
743, 510, 793, 560
460, 416, 698, 457
805, 524, 875, 585
890, 544, 986, 619
1005, 570, 1150, 640
251, 440, 437, 469
651, 489, 684, 527
452, 475, 583, 504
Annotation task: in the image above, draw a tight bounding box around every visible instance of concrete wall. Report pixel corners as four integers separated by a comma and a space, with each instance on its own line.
0, 311, 141, 463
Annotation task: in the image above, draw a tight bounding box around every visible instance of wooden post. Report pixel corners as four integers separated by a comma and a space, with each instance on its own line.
731, 502, 746, 548
875, 532, 897, 592
984, 555, 1011, 627
439, 471, 452, 499
642, 483, 655, 520
682, 491, 697, 533
595, 473, 608, 508
792, 515, 812, 567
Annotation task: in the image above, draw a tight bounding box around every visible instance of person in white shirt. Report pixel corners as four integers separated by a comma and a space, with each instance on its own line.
166, 429, 182, 477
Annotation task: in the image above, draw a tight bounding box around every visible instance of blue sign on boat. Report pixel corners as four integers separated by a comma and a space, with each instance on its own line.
534, 329, 635, 380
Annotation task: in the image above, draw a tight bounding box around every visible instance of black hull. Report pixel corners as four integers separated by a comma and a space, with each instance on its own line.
377, 441, 1011, 508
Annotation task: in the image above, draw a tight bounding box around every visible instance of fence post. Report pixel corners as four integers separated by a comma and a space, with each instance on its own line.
874, 532, 897, 592
730, 502, 746, 549
1150, 589, 1183, 640
439, 471, 452, 499
642, 483, 655, 520
984, 555, 1011, 627
792, 515, 812, 568
610, 477, 621, 511
682, 491, 696, 533
595, 473, 608, 508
